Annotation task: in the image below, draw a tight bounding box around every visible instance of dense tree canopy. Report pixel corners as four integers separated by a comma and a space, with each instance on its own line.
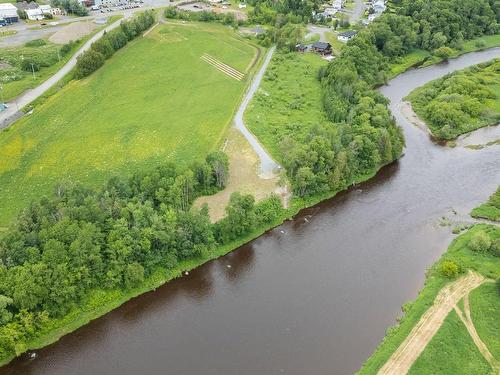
0, 152, 283, 359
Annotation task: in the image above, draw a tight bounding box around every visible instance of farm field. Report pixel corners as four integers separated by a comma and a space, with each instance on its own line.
0, 21, 259, 229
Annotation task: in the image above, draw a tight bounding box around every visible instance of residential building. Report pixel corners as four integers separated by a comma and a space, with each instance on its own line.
26, 8, 44, 20
0, 3, 19, 23
312, 41, 332, 55
337, 30, 357, 42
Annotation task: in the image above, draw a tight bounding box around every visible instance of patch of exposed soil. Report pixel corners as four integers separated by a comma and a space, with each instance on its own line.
49, 21, 98, 44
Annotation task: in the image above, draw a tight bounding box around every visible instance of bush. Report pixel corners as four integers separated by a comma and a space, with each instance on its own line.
439, 260, 459, 278
60, 41, 77, 56
434, 46, 454, 61
91, 37, 114, 59
25, 39, 47, 48
20, 59, 40, 72
74, 50, 105, 79
469, 230, 492, 253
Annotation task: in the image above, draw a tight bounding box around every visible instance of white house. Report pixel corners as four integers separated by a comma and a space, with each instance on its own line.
0, 3, 19, 23
26, 8, 44, 20
238, 3, 246, 8
337, 30, 357, 42
324, 7, 337, 17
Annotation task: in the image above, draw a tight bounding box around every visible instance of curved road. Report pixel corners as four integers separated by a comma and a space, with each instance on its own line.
234, 46, 281, 178
0, 16, 130, 128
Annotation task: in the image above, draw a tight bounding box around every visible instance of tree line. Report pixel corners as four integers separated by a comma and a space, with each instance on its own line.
0, 152, 283, 359
280, 0, 498, 197
75, 11, 156, 79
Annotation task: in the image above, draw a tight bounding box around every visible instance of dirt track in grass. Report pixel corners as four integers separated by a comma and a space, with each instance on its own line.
377, 271, 486, 375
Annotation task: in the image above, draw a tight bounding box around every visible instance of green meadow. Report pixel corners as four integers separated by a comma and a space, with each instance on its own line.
245, 51, 328, 163
0, 22, 259, 228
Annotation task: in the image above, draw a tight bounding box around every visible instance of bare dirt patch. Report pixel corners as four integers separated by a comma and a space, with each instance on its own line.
49, 22, 98, 44
194, 127, 281, 222
377, 271, 486, 375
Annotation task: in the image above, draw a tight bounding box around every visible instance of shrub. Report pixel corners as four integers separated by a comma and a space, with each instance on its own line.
490, 238, 500, 257
439, 260, 459, 278
469, 230, 492, 253
25, 39, 47, 48
91, 37, 114, 59
434, 46, 454, 61
75, 50, 105, 78
20, 59, 40, 72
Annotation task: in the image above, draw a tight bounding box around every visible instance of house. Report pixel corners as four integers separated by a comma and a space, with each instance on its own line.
26, 8, 44, 20
0, 3, 19, 23
296, 44, 308, 52
332, 0, 344, 10
337, 30, 357, 42
312, 41, 332, 55
238, 3, 246, 8
324, 7, 337, 17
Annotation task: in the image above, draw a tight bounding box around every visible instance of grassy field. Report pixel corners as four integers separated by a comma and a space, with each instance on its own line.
406, 58, 500, 140
0, 16, 122, 101
470, 283, 500, 360
407, 309, 491, 375
0, 21, 259, 229
245, 51, 328, 162
471, 186, 500, 222
357, 224, 500, 374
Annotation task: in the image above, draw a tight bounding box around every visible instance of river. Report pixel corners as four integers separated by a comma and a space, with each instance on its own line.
2, 49, 499, 375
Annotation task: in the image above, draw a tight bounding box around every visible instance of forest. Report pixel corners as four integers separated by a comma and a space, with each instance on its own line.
278, 0, 498, 197
406, 59, 500, 140
0, 152, 283, 360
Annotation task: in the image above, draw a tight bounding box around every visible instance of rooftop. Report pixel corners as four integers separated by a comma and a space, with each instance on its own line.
338, 30, 357, 37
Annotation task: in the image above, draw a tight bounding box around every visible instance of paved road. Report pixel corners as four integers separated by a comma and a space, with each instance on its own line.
234, 46, 281, 178
0, 15, 132, 127
350, 0, 365, 24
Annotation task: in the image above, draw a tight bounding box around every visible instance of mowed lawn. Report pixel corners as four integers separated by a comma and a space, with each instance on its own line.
0, 22, 258, 228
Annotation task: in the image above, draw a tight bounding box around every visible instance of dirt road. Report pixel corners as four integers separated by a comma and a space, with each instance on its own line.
233, 46, 281, 178
377, 271, 486, 375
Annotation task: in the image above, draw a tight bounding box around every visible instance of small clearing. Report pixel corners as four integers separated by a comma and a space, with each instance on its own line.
193, 127, 281, 222
49, 22, 98, 44
377, 271, 485, 375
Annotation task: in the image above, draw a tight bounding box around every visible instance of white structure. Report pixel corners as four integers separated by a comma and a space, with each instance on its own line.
238, 3, 246, 8
337, 30, 357, 42
26, 8, 44, 20
324, 7, 337, 17
332, 0, 344, 10
94, 0, 121, 7
0, 3, 19, 23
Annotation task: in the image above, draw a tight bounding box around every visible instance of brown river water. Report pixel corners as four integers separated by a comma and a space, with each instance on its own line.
2, 48, 500, 375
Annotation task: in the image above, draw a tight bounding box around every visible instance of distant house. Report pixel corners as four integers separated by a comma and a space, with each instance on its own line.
0, 3, 19, 23
26, 8, 44, 20
312, 41, 332, 55
238, 3, 246, 8
337, 30, 357, 42
295, 44, 308, 52
324, 7, 337, 17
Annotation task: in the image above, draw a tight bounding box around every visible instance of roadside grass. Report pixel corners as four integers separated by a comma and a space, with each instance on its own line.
0, 21, 259, 228
245, 51, 328, 163
471, 186, 500, 222
470, 283, 500, 361
407, 309, 491, 375
325, 31, 346, 54
405, 59, 500, 140
0, 30, 16, 38
357, 224, 500, 375
0, 15, 122, 101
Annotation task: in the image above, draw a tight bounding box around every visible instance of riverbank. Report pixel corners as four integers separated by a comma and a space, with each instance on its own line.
357, 223, 500, 375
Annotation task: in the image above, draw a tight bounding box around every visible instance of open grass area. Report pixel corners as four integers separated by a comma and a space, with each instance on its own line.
407, 309, 491, 375
406, 59, 500, 140
471, 186, 500, 222
357, 224, 500, 374
0, 15, 122, 101
0, 21, 259, 229
470, 283, 500, 361
245, 51, 328, 163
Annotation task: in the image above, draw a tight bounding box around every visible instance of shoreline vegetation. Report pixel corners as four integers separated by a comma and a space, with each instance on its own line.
1, 0, 500, 368
405, 59, 500, 140
357, 192, 500, 375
